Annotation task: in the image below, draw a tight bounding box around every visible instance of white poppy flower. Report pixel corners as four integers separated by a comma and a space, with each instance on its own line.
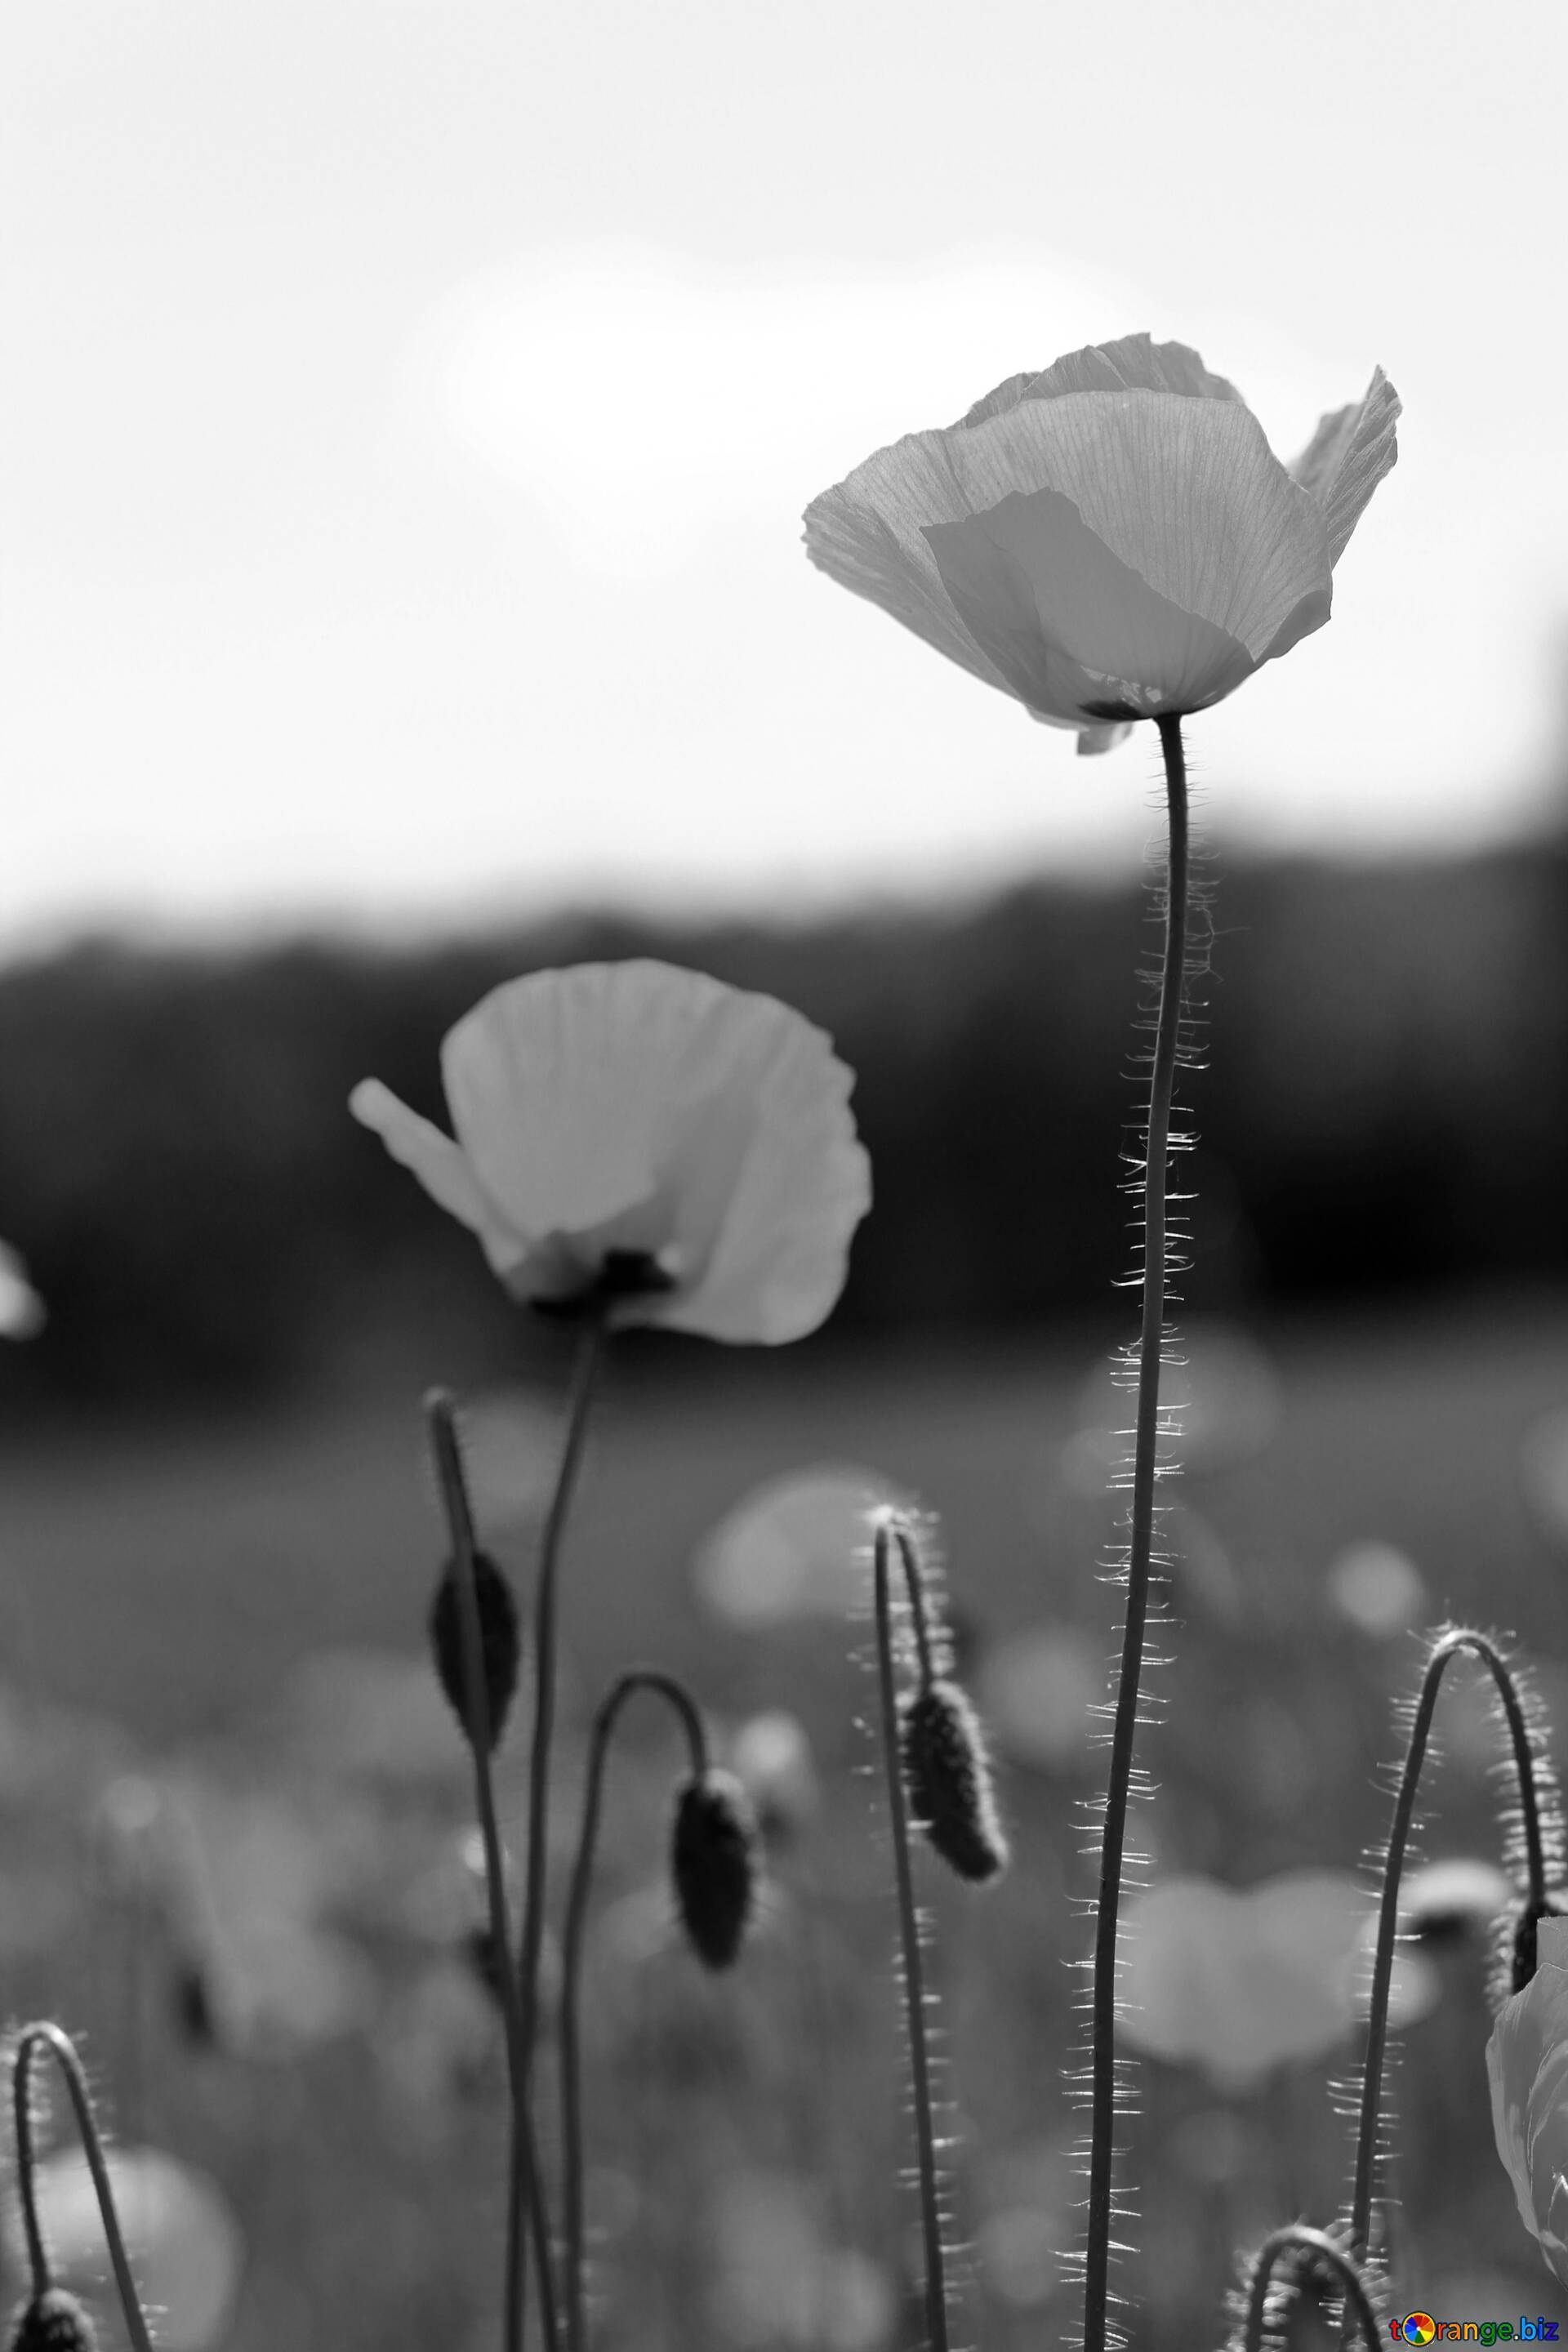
804, 332, 1399, 753
350, 960, 871, 1343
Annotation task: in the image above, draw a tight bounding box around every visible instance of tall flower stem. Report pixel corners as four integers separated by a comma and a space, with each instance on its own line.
872, 1513, 951, 2352
425, 1392, 560, 2352
1345, 1627, 1548, 2288
11, 2020, 157, 2352
1239, 2226, 1382, 2352
1083, 710, 1190, 2352
512, 1313, 608, 2329
559, 1668, 706, 2352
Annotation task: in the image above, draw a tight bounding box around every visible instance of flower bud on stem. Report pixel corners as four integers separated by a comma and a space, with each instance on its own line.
1235, 2225, 1383, 2352
1342, 1626, 1555, 2332
559, 1668, 722, 2352
1082, 711, 1190, 2352
872, 1513, 951, 2352
425, 1391, 560, 2352
8, 2022, 155, 2352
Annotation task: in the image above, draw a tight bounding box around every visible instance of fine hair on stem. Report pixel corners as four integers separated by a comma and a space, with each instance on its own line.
8, 2022, 157, 2352
1077, 711, 1200, 2352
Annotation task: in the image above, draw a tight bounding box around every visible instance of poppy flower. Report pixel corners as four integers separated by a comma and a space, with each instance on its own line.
350, 960, 871, 1343
803, 332, 1399, 752
1487, 1914, 1568, 2283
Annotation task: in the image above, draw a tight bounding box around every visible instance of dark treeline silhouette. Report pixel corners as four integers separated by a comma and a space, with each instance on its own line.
2, 842, 1565, 1414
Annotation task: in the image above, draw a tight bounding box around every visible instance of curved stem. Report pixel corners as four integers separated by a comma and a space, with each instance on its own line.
560, 1669, 707, 2352
1083, 711, 1189, 2352
892, 1521, 938, 1689
1347, 1627, 1547, 2279
873, 1517, 950, 2352
425, 1392, 560, 2352
11, 2021, 158, 2352
1241, 2226, 1381, 2352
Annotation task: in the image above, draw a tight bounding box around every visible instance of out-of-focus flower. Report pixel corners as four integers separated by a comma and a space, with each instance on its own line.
1119, 1869, 1427, 2088
2, 2148, 243, 2352
0, 1241, 44, 1340
1487, 1915, 1568, 2283
1401, 1856, 1513, 1945
804, 332, 1398, 752
693, 1464, 916, 1626
351, 961, 871, 1343
1325, 1539, 1428, 1637
729, 1710, 820, 1838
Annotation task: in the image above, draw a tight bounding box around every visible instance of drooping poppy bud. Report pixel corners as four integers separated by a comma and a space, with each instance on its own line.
900, 1678, 1009, 1885
428, 1550, 521, 1753
7, 2289, 99, 2351
670, 1770, 758, 1969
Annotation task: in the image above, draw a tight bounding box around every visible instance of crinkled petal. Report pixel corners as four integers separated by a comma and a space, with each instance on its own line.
1289, 366, 1401, 568
348, 1079, 531, 1280
662, 1011, 871, 1344
1488, 1945, 1568, 2255
938, 390, 1332, 665
957, 333, 1242, 429
803, 454, 1015, 701
926, 485, 1255, 718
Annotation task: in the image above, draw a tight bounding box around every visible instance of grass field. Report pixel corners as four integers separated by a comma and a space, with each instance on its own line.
2, 1289, 1567, 2348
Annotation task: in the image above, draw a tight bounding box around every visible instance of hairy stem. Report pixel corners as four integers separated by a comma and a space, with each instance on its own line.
1241, 2226, 1382, 2352
873, 1515, 950, 2352
426, 1392, 560, 2352
1346, 1627, 1548, 2285
11, 2021, 158, 2352
560, 1669, 706, 2352
1083, 710, 1190, 2352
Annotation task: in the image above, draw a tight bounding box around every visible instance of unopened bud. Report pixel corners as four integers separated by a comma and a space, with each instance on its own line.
7, 2290, 99, 2351
671, 1771, 758, 1970
429, 1551, 521, 1753
900, 1679, 1009, 1884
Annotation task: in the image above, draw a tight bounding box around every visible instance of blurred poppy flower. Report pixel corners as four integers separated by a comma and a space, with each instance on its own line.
1118, 1869, 1432, 2089
693, 1463, 915, 1626
1488, 1915, 1568, 2283
351, 960, 871, 1343
0, 1239, 44, 1339
804, 332, 1398, 752
4, 2145, 244, 2352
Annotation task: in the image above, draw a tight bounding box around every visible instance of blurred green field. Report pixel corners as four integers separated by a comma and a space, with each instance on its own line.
2, 1291, 1568, 2350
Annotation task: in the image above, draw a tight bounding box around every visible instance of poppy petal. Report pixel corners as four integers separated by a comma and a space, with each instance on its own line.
1289, 366, 1401, 568
957, 333, 1244, 429
666, 1009, 871, 1343
803, 452, 1018, 700
349, 1080, 528, 1276
939, 390, 1332, 665
925, 486, 1255, 718
1075, 719, 1134, 755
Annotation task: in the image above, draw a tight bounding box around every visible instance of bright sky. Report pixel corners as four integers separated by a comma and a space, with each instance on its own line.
5, 0, 1568, 950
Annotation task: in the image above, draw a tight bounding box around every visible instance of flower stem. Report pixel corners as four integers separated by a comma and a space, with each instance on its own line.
1240, 2226, 1382, 2352
425, 1392, 560, 2352
1345, 1627, 1548, 2287
559, 1669, 706, 2352
1082, 710, 1190, 2352
872, 1514, 951, 2352
11, 2020, 158, 2352
512, 1315, 607, 2333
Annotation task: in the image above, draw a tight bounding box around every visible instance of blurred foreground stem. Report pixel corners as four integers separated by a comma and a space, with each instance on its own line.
1082, 711, 1189, 2352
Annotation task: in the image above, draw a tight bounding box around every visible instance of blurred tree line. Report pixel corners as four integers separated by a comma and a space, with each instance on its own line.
1, 842, 1566, 1416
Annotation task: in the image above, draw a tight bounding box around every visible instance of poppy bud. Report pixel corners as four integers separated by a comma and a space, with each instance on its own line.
7, 2291, 98, 2351
670, 1771, 758, 1969
900, 1680, 1009, 1885
429, 1551, 521, 1753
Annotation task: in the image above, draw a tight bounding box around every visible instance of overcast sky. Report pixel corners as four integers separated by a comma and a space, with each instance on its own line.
5, 0, 1568, 950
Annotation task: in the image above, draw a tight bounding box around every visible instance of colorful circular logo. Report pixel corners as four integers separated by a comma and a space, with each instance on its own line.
1400, 2319, 1437, 2347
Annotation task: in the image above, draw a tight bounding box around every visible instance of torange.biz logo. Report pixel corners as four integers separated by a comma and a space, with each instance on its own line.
1392, 2319, 1561, 2345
